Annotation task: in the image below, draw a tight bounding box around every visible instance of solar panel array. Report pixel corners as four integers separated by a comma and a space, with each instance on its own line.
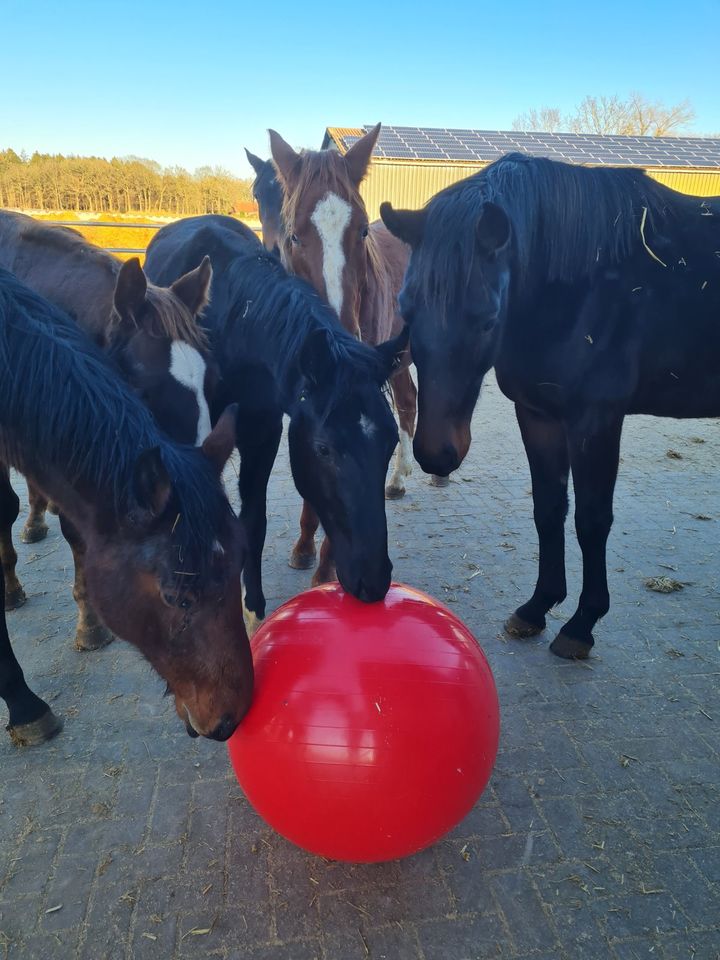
339, 126, 720, 168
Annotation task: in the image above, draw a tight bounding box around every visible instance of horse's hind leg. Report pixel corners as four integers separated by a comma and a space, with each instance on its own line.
290, 501, 320, 570
312, 535, 337, 587
0, 564, 62, 745
505, 404, 569, 641
386, 368, 417, 499
0, 465, 27, 610
58, 514, 113, 651
21, 482, 49, 544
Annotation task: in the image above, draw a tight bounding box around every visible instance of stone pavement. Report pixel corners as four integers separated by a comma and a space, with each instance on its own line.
1, 372, 718, 960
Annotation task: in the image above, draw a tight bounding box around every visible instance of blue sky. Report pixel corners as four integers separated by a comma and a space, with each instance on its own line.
2, 0, 718, 179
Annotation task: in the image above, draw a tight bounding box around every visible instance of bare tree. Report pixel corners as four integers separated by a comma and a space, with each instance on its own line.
512, 93, 695, 137
511, 107, 563, 132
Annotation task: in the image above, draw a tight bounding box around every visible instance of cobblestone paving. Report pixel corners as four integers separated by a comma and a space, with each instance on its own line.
1, 373, 718, 960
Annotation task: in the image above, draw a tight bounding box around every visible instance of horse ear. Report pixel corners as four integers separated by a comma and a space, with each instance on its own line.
477, 202, 510, 256
299, 328, 334, 388
114, 257, 148, 322
380, 202, 426, 248
269, 129, 301, 187
132, 448, 172, 518
344, 123, 381, 184
375, 325, 410, 382
245, 148, 266, 178
201, 404, 237, 474
170, 256, 213, 316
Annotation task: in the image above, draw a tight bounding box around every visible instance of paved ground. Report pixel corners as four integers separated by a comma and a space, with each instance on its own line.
1, 372, 718, 960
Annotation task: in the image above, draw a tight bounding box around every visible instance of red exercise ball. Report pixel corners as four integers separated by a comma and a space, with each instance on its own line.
227, 582, 500, 863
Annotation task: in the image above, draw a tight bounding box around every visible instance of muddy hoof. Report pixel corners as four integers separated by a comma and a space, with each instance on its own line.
8, 708, 64, 747
550, 632, 592, 660
289, 549, 317, 571
5, 583, 27, 610
385, 483, 406, 500
429, 474, 450, 488
75, 624, 113, 651
504, 612, 544, 638
21, 522, 49, 544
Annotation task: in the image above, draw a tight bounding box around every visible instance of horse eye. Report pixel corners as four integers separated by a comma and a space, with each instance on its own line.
162, 591, 193, 610
291, 233, 299, 244
361, 226, 369, 240
316, 443, 331, 458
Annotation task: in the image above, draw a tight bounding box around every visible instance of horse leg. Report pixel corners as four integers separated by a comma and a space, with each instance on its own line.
312, 535, 337, 587
0, 563, 63, 745
21, 482, 49, 544
550, 416, 623, 660
386, 368, 417, 499
505, 404, 569, 639
0, 465, 27, 610
58, 513, 113, 651
238, 414, 283, 636
290, 501, 320, 570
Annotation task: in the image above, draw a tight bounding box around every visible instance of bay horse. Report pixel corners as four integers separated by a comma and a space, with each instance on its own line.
268, 125, 442, 577
381, 153, 720, 659
0, 211, 214, 648
245, 149, 284, 257
144, 215, 406, 632
0, 269, 251, 745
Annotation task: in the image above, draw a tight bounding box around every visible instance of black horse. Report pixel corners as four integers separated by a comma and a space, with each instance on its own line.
144, 215, 405, 631
382, 153, 720, 659
245, 150, 284, 257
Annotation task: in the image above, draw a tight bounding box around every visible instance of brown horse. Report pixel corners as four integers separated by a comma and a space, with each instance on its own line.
0, 211, 214, 648
268, 124, 426, 584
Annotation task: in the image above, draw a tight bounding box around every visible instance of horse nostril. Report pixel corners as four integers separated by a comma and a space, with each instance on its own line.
208, 713, 237, 742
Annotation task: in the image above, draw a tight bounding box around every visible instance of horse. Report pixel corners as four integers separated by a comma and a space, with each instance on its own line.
245, 148, 284, 257
381, 152, 720, 659
0, 269, 251, 745
144, 215, 407, 632
0, 211, 215, 649
267, 125, 442, 573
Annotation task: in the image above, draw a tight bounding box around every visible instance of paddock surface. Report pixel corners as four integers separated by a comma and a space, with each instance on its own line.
1, 373, 718, 960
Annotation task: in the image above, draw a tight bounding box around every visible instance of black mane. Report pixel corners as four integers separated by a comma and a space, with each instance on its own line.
0, 269, 232, 578
418, 152, 677, 312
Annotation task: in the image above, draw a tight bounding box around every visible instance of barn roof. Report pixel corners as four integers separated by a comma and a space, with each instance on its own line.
323, 125, 720, 169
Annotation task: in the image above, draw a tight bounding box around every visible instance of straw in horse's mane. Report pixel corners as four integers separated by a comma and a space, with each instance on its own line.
23, 216, 208, 350
418, 152, 674, 314
0, 269, 229, 579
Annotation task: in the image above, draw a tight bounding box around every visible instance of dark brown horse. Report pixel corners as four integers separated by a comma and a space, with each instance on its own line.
0, 211, 214, 649
0, 270, 251, 745
268, 125, 429, 584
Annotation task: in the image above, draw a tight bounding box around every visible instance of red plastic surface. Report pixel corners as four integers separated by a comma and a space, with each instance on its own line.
227, 582, 500, 862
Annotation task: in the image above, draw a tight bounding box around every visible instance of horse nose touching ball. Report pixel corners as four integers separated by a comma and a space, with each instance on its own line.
227, 582, 499, 863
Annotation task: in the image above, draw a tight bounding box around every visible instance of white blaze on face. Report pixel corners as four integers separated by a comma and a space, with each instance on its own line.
310, 192, 352, 319
359, 413, 376, 439
169, 341, 212, 446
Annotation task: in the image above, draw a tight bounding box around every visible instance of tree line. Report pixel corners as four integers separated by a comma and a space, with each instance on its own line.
0, 150, 255, 216
512, 93, 698, 137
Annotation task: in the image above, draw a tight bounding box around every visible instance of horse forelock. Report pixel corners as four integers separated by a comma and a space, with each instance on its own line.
108, 283, 209, 351
281, 148, 362, 233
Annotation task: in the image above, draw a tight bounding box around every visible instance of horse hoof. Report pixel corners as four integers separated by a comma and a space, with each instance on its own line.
429, 474, 450, 488
385, 483, 406, 500
75, 624, 113, 651
311, 568, 337, 588
550, 632, 592, 660
504, 612, 544, 638
243, 606, 262, 637
8, 708, 63, 747
4, 584, 27, 611
20, 522, 49, 544
289, 550, 316, 571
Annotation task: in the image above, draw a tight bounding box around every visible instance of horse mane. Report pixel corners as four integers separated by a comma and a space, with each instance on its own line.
0, 269, 229, 579
23, 216, 208, 350
419, 152, 675, 313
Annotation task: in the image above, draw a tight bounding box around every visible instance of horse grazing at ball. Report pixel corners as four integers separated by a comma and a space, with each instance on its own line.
382, 152, 720, 659
144, 215, 406, 632
266, 125, 440, 569
0, 210, 215, 649
245, 148, 284, 257
0, 269, 251, 746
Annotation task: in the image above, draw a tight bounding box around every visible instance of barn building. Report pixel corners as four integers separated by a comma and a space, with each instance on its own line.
321, 126, 720, 221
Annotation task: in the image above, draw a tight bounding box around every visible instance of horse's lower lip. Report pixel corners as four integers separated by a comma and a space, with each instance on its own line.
185, 722, 200, 738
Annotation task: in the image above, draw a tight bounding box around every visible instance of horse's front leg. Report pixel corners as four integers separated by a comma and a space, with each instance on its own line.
550, 415, 623, 659
0, 465, 26, 610
290, 500, 320, 570
21, 482, 49, 544
0, 562, 63, 745
505, 403, 569, 638
238, 413, 283, 636
386, 368, 417, 499
58, 514, 113, 651
312, 535, 337, 587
